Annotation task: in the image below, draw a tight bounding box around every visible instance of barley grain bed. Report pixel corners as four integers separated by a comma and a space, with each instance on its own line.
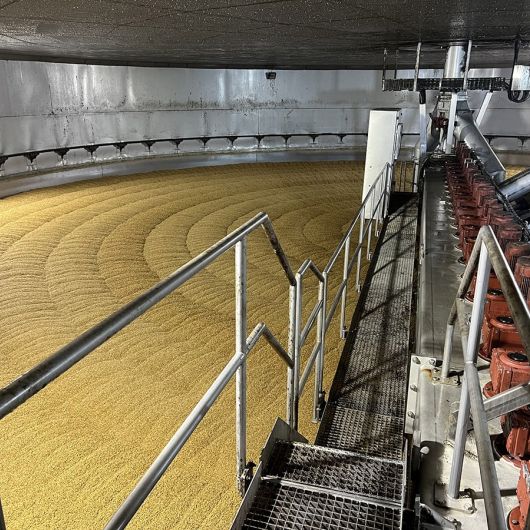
0, 161, 373, 530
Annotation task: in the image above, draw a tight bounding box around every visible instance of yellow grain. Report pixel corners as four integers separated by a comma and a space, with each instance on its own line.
0, 161, 367, 530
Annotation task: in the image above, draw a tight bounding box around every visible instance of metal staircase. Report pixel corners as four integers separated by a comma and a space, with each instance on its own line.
232, 198, 417, 529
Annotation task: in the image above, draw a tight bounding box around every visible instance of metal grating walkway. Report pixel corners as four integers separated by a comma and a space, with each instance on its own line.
233, 198, 417, 530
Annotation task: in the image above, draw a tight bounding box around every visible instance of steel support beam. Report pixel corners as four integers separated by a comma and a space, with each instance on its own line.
476, 91, 493, 127
484, 382, 530, 421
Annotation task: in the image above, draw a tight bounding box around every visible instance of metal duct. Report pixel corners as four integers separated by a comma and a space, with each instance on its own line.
454, 98, 506, 182
499, 167, 530, 201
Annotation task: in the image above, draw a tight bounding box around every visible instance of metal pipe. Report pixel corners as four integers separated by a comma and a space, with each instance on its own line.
366, 207, 373, 260
292, 273, 303, 430
484, 381, 530, 421
300, 299, 323, 347
498, 167, 530, 201
382, 48, 387, 90
325, 281, 348, 332
0, 498, 5, 530
245, 323, 293, 369
340, 236, 351, 338
465, 363, 506, 529
356, 214, 364, 292
445, 92, 458, 154
481, 227, 530, 354
462, 40, 472, 90
105, 349, 245, 530
419, 94, 427, 158
475, 91, 493, 127
325, 164, 388, 274
297, 259, 324, 282
413, 42, 422, 92
0, 211, 295, 420
448, 242, 491, 499
449, 252, 479, 324
313, 275, 327, 422
440, 323, 455, 380
444, 44, 466, 78
286, 284, 297, 428
261, 219, 296, 286
454, 98, 506, 182
235, 238, 247, 495
298, 342, 321, 397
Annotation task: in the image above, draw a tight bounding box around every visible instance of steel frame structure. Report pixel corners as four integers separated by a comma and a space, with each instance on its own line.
441, 225, 530, 530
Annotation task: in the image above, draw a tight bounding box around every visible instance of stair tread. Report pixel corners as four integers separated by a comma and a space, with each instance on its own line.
241, 481, 401, 530
264, 441, 404, 504
316, 405, 404, 460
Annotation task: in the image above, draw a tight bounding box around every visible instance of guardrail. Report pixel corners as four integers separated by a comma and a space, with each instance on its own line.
393, 159, 418, 193
441, 225, 530, 530
0, 162, 394, 529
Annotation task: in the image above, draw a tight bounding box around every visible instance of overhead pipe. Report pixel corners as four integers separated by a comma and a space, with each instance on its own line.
499, 167, 530, 201
453, 98, 506, 182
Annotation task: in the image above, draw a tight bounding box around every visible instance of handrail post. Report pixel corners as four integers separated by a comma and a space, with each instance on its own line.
286, 283, 298, 429
235, 238, 247, 495
465, 363, 506, 529
366, 197, 373, 261
356, 210, 364, 292
0, 498, 6, 530
291, 275, 303, 430
441, 323, 455, 380
382, 163, 391, 219
374, 170, 382, 237
448, 242, 491, 499
340, 236, 351, 339
313, 273, 327, 422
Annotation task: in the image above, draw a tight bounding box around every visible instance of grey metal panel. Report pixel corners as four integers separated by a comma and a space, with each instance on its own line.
0, 61, 525, 160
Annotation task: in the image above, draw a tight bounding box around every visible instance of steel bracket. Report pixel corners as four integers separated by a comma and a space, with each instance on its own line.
434, 482, 476, 516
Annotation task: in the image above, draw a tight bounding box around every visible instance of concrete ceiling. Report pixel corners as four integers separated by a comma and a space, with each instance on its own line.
0, 0, 528, 69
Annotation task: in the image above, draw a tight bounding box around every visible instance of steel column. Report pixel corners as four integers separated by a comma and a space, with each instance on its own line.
419, 96, 427, 157
448, 243, 491, 499
445, 92, 459, 154
413, 42, 422, 92
235, 238, 248, 495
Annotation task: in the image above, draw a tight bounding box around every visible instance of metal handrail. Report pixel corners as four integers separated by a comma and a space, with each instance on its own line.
293, 163, 393, 423
441, 225, 530, 530
0, 161, 395, 529
0, 211, 295, 420
105, 321, 292, 530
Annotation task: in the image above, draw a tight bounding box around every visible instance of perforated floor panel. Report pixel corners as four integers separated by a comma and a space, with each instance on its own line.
317, 199, 417, 459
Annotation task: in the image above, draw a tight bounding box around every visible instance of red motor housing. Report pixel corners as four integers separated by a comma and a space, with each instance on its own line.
480, 315, 522, 361
503, 410, 530, 461
484, 349, 530, 398
509, 462, 530, 529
